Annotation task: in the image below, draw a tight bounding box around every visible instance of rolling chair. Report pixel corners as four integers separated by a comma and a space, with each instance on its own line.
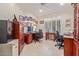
55, 31, 64, 49
33, 29, 43, 43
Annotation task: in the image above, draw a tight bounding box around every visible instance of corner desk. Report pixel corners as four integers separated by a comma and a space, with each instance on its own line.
45, 32, 55, 41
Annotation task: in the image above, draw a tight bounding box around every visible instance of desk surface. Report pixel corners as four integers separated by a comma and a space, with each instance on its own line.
64, 35, 73, 39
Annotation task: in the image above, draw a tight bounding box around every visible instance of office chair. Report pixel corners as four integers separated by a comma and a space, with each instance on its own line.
33, 29, 43, 43
55, 31, 64, 49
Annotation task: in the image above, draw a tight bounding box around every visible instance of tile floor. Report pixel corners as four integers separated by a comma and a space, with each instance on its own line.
20, 39, 64, 56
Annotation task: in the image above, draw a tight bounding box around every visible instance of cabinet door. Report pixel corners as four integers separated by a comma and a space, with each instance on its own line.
73, 40, 79, 56
64, 38, 73, 56
12, 42, 18, 56
73, 41, 77, 56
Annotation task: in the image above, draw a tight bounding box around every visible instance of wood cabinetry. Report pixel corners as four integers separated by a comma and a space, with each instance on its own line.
73, 4, 79, 56
73, 40, 79, 56
25, 33, 32, 44
18, 24, 24, 55
64, 36, 73, 56
0, 40, 18, 56
12, 21, 24, 55
74, 4, 79, 41
46, 32, 55, 41
64, 4, 79, 56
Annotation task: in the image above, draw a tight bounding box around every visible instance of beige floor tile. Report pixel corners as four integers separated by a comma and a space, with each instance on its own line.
20, 39, 64, 56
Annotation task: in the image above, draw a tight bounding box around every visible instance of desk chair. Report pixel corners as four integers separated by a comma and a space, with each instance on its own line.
33, 29, 43, 43
55, 31, 64, 49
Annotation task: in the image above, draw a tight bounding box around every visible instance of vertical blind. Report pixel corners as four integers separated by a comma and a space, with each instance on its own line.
45, 20, 61, 33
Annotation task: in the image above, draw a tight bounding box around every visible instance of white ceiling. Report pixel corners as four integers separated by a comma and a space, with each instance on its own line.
15, 3, 73, 19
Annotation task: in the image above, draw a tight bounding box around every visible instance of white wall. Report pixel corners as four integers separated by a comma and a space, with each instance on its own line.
0, 4, 22, 20
38, 13, 74, 35
0, 3, 36, 21
58, 14, 74, 35
0, 3, 74, 35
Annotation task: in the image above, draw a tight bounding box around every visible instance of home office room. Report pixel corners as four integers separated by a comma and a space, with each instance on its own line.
0, 2, 79, 56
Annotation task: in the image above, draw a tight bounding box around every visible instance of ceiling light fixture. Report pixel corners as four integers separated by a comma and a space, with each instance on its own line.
39, 9, 43, 13
60, 3, 64, 6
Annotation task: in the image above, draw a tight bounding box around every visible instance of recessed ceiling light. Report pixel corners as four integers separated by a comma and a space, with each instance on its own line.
39, 9, 43, 13
60, 3, 64, 6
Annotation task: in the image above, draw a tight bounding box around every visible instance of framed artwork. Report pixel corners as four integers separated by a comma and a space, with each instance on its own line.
65, 19, 71, 27
40, 20, 44, 24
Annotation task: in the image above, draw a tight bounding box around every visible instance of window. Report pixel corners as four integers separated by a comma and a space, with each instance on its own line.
45, 20, 56, 32
56, 20, 61, 32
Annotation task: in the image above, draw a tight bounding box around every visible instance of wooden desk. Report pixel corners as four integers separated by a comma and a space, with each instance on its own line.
45, 32, 55, 41
25, 33, 32, 44
64, 36, 73, 56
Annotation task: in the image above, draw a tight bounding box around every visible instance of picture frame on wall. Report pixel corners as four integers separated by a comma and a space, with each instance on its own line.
65, 19, 71, 27
40, 20, 44, 24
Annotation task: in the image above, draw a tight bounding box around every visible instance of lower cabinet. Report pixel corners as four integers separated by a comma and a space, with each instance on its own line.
12, 40, 18, 56
0, 40, 18, 56
18, 39, 24, 55
64, 37, 73, 56
45, 32, 55, 41
25, 33, 32, 44
64, 36, 79, 56
73, 40, 79, 56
